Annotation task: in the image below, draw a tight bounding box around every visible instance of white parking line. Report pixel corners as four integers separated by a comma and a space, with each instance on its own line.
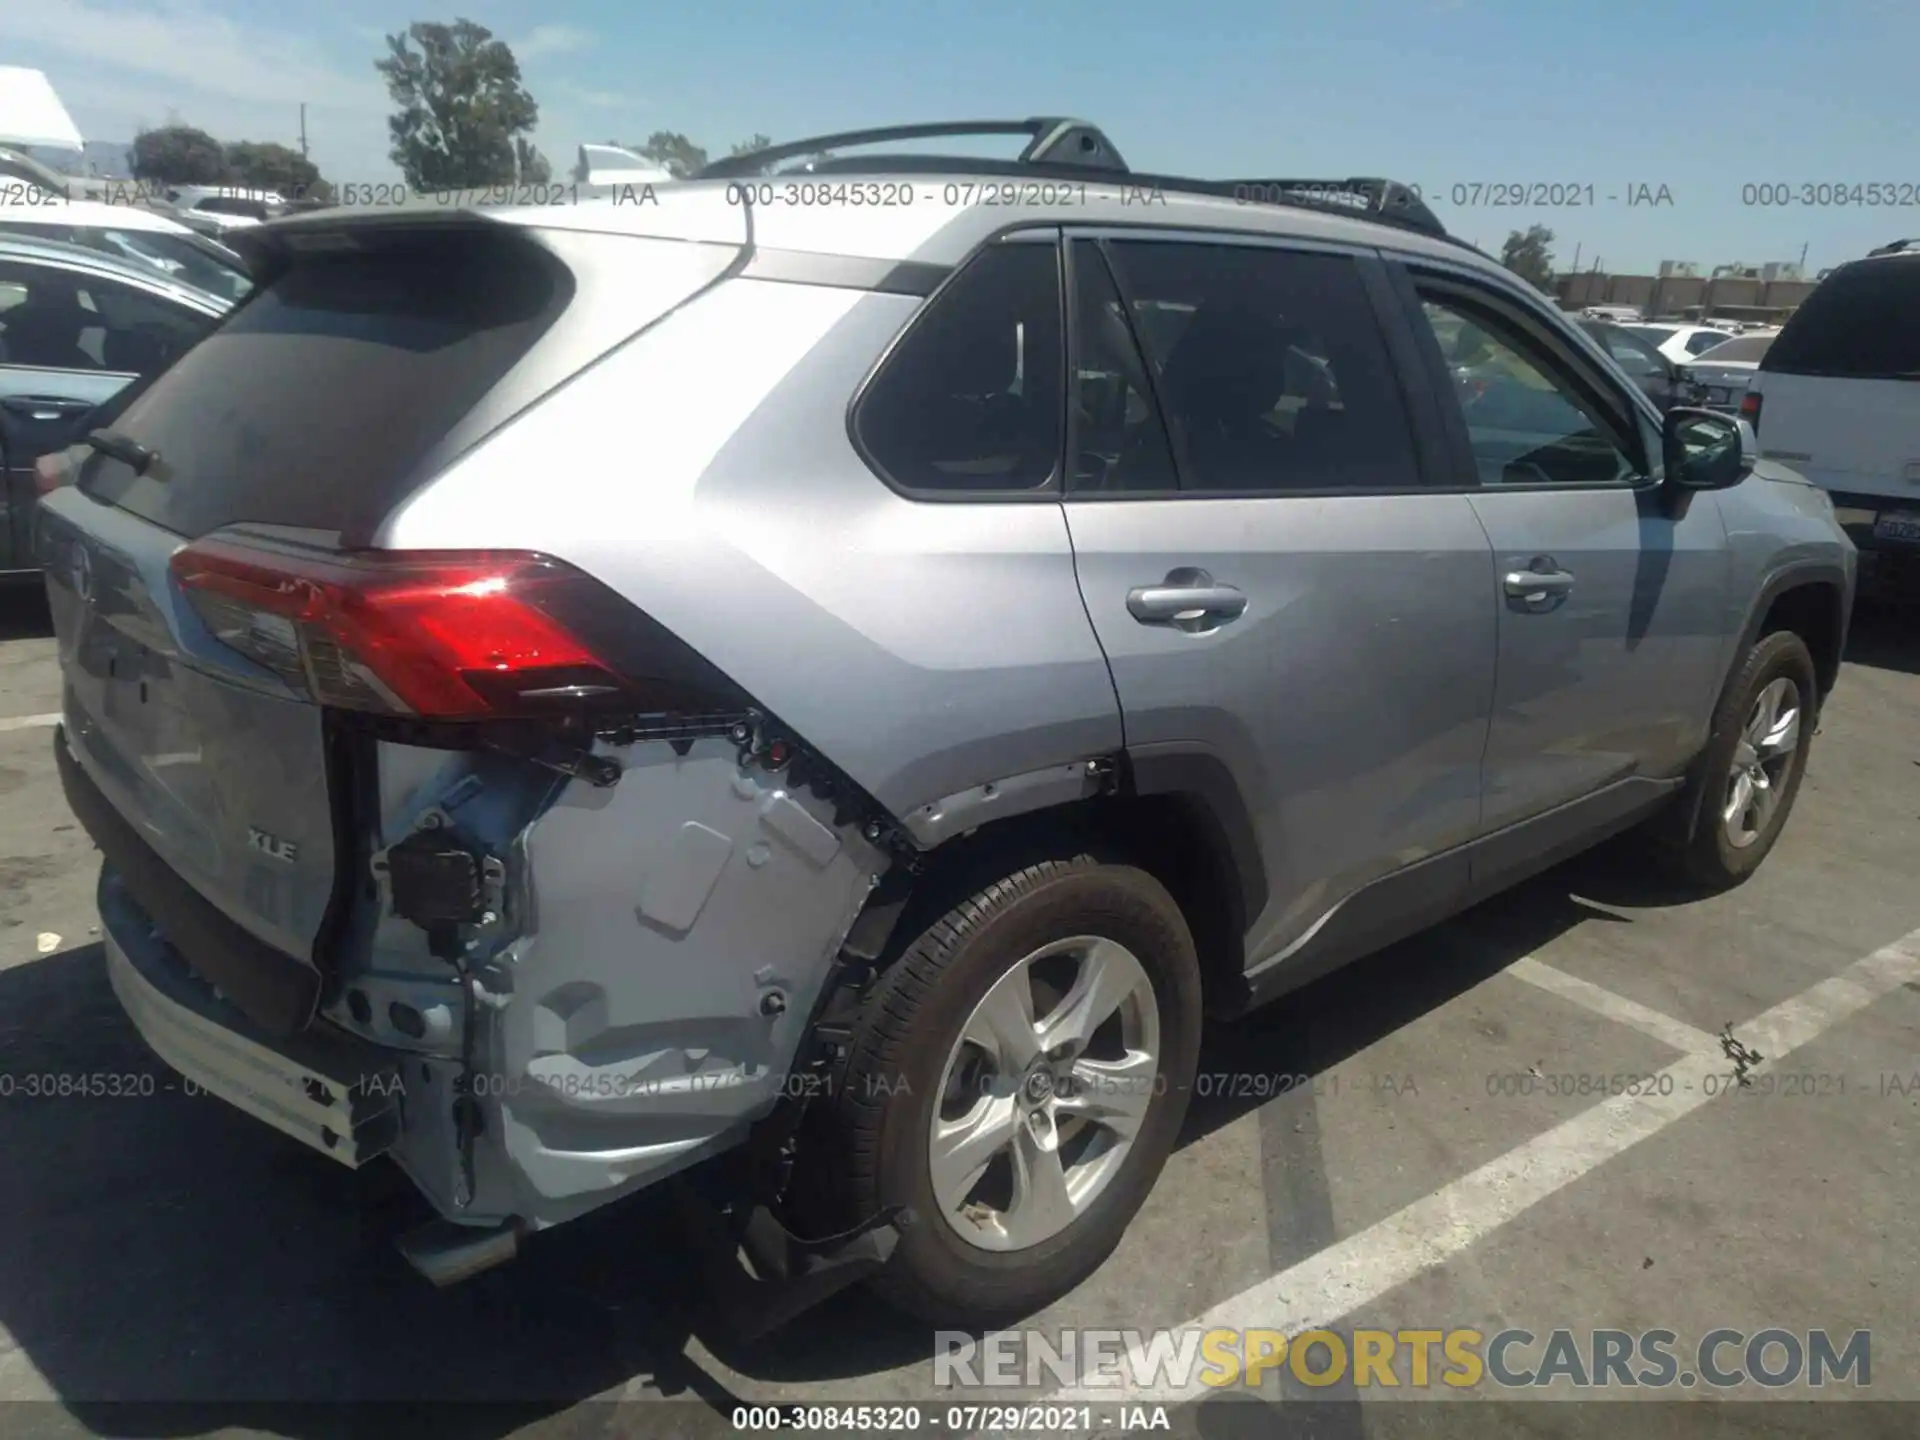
1506, 955, 1723, 1055
1058, 925, 1920, 1404
0, 712, 60, 733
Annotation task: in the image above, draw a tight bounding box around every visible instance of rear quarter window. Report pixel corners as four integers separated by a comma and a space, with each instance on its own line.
1763, 261, 1920, 378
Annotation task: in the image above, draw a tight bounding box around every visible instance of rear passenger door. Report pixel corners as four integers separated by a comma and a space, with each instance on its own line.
1059, 233, 1498, 980
1390, 262, 1731, 836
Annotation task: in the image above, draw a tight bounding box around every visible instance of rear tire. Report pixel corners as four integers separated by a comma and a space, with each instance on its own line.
1654, 630, 1818, 890
827, 856, 1202, 1327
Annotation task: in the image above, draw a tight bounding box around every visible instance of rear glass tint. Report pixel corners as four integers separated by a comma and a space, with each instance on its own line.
86, 225, 573, 539
1694, 333, 1773, 364
1763, 261, 1920, 379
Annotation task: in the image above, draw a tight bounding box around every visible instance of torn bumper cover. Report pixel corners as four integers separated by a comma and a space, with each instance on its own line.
100, 867, 402, 1165
79, 718, 896, 1245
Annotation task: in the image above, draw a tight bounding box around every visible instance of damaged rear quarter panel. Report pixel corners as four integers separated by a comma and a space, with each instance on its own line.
359, 731, 887, 1225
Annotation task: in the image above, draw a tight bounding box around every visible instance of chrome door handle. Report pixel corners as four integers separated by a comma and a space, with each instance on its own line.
1127, 583, 1248, 623
1503, 569, 1575, 601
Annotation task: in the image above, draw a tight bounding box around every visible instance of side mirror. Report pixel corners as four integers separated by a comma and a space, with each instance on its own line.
1663, 406, 1754, 490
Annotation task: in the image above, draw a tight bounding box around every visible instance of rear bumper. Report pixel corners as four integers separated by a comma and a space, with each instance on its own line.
99, 864, 402, 1166
1826, 490, 1920, 552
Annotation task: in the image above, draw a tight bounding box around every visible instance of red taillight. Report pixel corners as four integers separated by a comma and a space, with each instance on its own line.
1738, 390, 1762, 432
170, 537, 637, 720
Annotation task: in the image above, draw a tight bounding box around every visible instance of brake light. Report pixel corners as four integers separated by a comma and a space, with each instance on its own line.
169, 536, 725, 721
1738, 390, 1762, 432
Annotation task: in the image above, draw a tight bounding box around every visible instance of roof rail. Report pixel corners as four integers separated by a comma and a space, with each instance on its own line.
691, 118, 1451, 240
1866, 238, 1920, 257
696, 119, 1128, 180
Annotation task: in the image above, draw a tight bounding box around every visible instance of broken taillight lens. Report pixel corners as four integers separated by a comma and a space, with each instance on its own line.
170, 535, 734, 721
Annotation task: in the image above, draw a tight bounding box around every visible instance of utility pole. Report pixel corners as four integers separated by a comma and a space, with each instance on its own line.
299, 103, 309, 159
1798, 240, 1808, 274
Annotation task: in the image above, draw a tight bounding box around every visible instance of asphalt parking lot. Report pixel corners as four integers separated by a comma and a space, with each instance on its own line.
1, 569, 1917, 1440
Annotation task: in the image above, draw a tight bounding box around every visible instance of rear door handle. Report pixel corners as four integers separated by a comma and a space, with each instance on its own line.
1127, 580, 1248, 624
1503, 567, 1575, 601
1, 396, 95, 422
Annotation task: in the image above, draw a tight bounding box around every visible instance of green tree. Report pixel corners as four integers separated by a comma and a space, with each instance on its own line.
730, 134, 773, 157
1500, 225, 1556, 293
129, 124, 225, 185
224, 140, 325, 200
376, 18, 539, 189
632, 131, 707, 178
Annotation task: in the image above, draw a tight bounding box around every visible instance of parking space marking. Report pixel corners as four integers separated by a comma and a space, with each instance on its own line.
0, 712, 60, 732
1057, 924, 1920, 1404
1505, 955, 1722, 1055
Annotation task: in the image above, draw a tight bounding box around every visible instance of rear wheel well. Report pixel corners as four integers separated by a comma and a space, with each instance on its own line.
1757, 581, 1843, 699
867, 793, 1248, 1016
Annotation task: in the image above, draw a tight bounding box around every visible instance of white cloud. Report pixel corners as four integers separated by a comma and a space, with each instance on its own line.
0, 0, 394, 179
515, 24, 593, 58
0, 0, 384, 112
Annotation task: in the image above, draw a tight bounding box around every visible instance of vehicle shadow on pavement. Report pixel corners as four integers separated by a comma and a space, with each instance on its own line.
0, 586, 53, 642
0, 867, 1666, 1428
0, 941, 756, 1434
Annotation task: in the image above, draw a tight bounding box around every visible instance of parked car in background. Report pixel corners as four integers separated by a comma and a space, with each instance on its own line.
0, 234, 229, 575
1578, 319, 1705, 412
1744, 251, 1920, 552
164, 186, 284, 236
1624, 322, 1740, 365
1685, 331, 1779, 414
1579, 303, 1643, 323
0, 196, 253, 302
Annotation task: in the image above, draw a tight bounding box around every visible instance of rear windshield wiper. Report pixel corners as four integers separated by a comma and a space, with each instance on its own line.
84, 429, 161, 477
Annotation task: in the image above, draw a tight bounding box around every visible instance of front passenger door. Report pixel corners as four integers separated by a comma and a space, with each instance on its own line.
1398, 268, 1731, 838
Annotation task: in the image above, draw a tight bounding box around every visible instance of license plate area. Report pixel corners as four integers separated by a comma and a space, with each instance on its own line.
1871, 511, 1920, 544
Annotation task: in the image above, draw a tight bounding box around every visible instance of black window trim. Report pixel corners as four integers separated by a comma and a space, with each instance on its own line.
844, 223, 1069, 504
1384, 254, 1662, 495
1056, 224, 1445, 502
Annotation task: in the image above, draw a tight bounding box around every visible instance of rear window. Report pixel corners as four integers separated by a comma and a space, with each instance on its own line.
83, 225, 574, 540
1694, 333, 1773, 364
1762, 260, 1920, 379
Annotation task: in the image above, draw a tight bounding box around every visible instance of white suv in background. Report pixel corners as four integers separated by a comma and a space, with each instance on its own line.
1743, 251, 1920, 552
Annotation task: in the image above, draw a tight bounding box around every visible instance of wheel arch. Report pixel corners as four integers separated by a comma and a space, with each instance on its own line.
844, 745, 1266, 1020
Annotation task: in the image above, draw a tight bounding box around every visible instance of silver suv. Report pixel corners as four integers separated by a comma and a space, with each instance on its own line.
37, 119, 1856, 1331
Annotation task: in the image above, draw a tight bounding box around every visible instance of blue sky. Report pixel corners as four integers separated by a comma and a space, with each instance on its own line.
4, 0, 1917, 274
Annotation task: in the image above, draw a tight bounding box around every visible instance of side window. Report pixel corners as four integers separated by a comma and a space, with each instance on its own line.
855, 242, 1063, 494
1102, 241, 1420, 493
1414, 291, 1642, 488
1686, 330, 1730, 356
1067, 241, 1178, 494
0, 264, 211, 375
0, 261, 89, 369
1598, 328, 1664, 379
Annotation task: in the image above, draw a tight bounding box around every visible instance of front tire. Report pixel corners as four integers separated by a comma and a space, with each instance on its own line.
1658, 630, 1819, 889
829, 856, 1202, 1327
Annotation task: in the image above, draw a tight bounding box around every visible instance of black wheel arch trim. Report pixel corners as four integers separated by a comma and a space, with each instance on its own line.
1736, 558, 1853, 699
1121, 742, 1269, 942
1676, 558, 1850, 847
